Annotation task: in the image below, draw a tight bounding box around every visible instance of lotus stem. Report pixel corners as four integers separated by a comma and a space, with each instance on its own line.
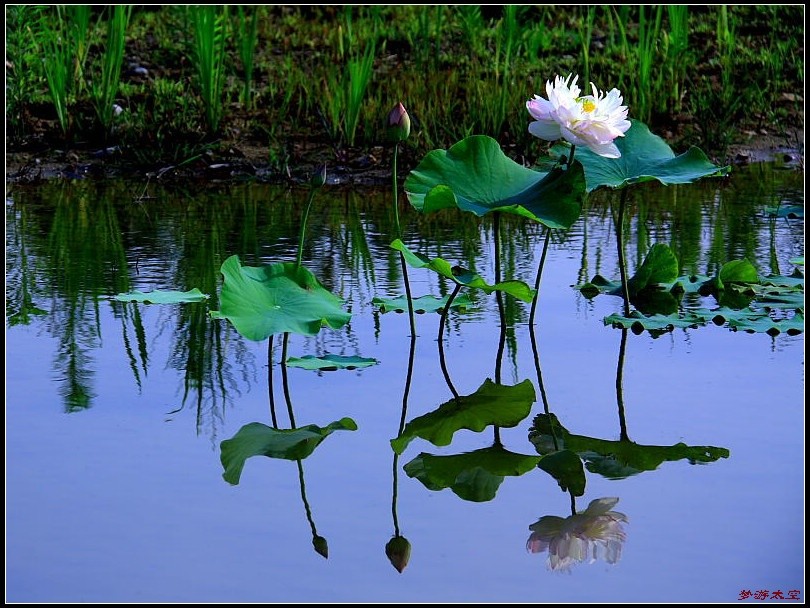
296, 186, 317, 269
615, 188, 632, 317
616, 328, 630, 441
392, 142, 417, 338
268, 337, 279, 428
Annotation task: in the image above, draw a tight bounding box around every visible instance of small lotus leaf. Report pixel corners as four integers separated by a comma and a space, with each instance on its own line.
285, 353, 378, 371
114, 288, 209, 304
372, 293, 473, 314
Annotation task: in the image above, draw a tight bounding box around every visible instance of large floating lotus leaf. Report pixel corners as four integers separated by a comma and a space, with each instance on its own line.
698, 307, 804, 336
537, 449, 587, 497
372, 293, 474, 314
209, 255, 351, 341
405, 135, 585, 229
553, 119, 730, 192
403, 446, 540, 502
220, 418, 358, 485
391, 378, 536, 455
748, 284, 805, 308
529, 413, 729, 480
605, 310, 707, 336
285, 353, 378, 371
766, 204, 804, 219
390, 239, 537, 303
114, 288, 209, 304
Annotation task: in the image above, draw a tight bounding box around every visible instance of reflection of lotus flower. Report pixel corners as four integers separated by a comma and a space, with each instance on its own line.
526, 74, 631, 158
526, 497, 628, 572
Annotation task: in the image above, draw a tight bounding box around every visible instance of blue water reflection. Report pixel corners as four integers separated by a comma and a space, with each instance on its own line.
6, 165, 804, 602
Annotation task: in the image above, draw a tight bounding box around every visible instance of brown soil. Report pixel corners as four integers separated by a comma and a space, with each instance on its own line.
5, 124, 804, 188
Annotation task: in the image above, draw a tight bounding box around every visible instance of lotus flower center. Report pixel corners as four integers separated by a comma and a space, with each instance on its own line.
580, 98, 596, 113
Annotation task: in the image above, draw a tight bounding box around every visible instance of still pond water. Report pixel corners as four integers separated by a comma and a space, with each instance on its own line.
6, 163, 804, 603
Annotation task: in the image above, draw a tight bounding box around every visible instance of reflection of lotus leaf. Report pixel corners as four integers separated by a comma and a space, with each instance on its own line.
391, 378, 536, 455
529, 413, 729, 479
403, 445, 540, 502
405, 135, 585, 229
210, 255, 351, 341
220, 418, 358, 485
527, 497, 628, 572
553, 119, 730, 192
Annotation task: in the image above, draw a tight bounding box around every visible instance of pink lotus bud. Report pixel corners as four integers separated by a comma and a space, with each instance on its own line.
387, 102, 411, 143
385, 535, 411, 572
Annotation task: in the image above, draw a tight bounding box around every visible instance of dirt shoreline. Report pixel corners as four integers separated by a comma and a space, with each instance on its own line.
5, 127, 804, 187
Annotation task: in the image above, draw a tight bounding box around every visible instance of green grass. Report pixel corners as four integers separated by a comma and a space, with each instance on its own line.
5, 5, 804, 169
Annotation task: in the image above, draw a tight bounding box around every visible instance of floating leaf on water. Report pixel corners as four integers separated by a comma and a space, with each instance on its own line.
113, 288, 209, 304
285, 353, 378, 371
372, 293, 473, 314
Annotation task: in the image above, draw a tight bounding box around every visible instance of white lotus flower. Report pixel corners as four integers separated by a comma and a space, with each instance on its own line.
526, 496, 628, 572
526, 74, 631, 158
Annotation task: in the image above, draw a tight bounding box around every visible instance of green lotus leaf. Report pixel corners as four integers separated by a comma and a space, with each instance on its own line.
789, 256, 804, 266
604, 311, 708, 336
701, 307, 804, 336
220, 418, 358, 485
402, 445, 540, 502
553, 119, 730, 192
285, 353, 378, 371
627, 243, 680, 296
391, 378, 536, 455
529, 413, 730, 480
209, 255, 351, 341
390, 239, 537, 302
405, 135, 585, 229
537, 449, 587, 497
113, 288, 209, 304
372, 293, 474, 314
718, 259, 759, 286
748, 284, 805, 308
766, 204, 804, 219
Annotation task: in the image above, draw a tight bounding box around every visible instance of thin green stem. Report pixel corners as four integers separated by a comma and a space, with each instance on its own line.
392, 142, 416, 337
615, 188, 632, 317
268, 337, 278, 428
296, 187, 317, 269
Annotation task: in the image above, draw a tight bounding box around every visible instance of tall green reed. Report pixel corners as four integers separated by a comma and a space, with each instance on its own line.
344, 43, 376, 147
90, 5, 132, 138
234, 6, 260, 110
189, 5, 228, 135
578, 5, 597, 86
36, 5, 93, 137
635, 5, 664, 124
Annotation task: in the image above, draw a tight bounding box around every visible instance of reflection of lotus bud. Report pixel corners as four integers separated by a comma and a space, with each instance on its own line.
385, 535, 411, 573
387, 102, 411, 143
312, 535, 329, 559
310, 164, 327, 188
527, 497, 628, 572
